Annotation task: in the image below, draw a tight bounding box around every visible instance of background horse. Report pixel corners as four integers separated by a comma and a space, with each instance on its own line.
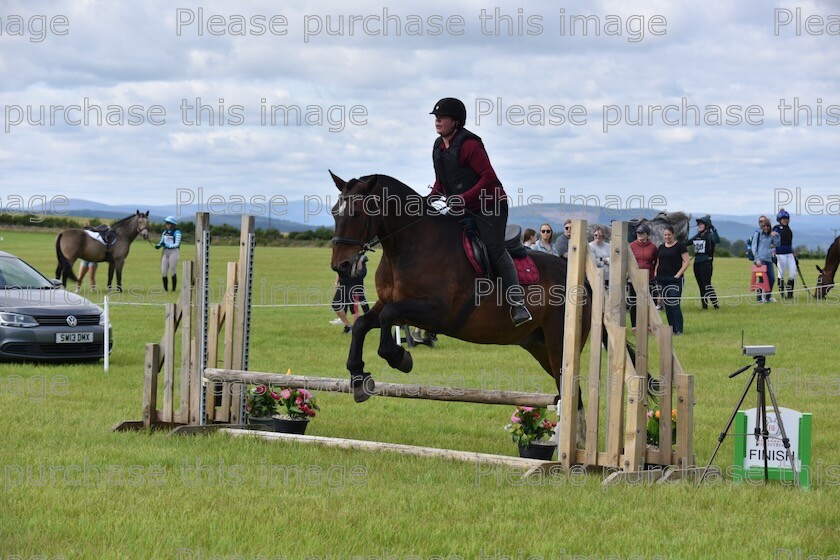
815, 235, 840, 299
55, 210, 150, 291
591, 211, 692, 247
329, 173, 593, 438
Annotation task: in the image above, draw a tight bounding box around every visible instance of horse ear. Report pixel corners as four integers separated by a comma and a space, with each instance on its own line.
816, 265, 823, 273
365, 175, 378, 192
329, 170, 345, 191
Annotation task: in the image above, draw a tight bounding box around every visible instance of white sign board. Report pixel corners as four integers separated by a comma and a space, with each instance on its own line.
743, 407, 802, 471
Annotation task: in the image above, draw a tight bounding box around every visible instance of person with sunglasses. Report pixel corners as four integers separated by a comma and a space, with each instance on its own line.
554, 219, 573, 260
589, 226, 611, 271
533, 223, 559, 256
751, 215, 780, 303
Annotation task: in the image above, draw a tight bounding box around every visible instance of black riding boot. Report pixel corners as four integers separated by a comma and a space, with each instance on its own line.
171, 274, 177, 292
494, 253, 532, 327
778, 279, 786, 300
162, 276, 168, 291
787, 279, 794, 299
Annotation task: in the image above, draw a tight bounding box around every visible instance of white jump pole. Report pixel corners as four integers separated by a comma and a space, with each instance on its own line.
103, 294, 110, 372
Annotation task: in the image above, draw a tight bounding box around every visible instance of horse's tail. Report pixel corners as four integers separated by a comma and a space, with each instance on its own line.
55, 233, 78, 284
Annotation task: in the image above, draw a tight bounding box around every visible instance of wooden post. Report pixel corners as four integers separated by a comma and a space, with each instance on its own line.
162, 303, 176, 423
559, 219, 587, 471
177, 259, 194, 424
676, 373, 695, 468
584, 266, 605, 466
143, 343, 161, 428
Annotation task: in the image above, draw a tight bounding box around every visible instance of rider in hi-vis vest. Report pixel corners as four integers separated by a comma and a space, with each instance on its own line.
155, 216, 181, 292
428, 97, 532, 327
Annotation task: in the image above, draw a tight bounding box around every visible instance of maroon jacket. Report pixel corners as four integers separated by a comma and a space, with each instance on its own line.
430, 135, 506, 211
630, 239, 658, 280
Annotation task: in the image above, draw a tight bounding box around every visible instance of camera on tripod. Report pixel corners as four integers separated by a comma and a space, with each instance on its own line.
742, 345, 775, 357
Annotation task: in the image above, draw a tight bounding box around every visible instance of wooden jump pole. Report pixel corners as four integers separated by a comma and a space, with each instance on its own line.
204, 369, 557, 408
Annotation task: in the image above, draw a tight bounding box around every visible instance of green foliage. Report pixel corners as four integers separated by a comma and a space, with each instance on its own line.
504, 406, 557, 446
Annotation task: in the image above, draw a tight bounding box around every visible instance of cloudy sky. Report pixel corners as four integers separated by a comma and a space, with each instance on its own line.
2, 0, 838, 220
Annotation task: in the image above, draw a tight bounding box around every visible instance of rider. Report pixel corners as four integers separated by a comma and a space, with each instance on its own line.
773, 208, 795, 299
428, 97, 532, 326
155, 216, 181, 292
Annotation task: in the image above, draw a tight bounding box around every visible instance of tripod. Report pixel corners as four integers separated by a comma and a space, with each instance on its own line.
698, 354, 799, 487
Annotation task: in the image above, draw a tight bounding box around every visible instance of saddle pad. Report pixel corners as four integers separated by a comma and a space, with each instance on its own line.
462, 230, 484, 276
462, 230, 540, 285
84, 230, 108, 245
514, 255, 540, 285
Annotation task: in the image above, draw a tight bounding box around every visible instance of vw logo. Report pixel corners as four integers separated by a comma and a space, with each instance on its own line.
66, 315, 78, 327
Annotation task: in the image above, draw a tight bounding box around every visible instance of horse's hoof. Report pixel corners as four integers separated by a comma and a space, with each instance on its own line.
351, 373, 375, 403
398, 351, 413, 373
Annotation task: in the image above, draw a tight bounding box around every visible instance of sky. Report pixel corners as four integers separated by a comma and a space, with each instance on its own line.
1, 0, 839, 222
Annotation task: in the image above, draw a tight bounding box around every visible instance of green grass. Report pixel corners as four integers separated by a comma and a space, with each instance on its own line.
1, 229, 839, 559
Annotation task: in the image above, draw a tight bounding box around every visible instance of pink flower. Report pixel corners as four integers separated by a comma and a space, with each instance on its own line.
280, 389, 292, 400
270, 392, 281, 400
254, 385, 267, 395
295, 396, 303, 406
245, 404, 251, 412
299, 389, 311, 399
510, 414, 521, 423
521, 407, 534, 412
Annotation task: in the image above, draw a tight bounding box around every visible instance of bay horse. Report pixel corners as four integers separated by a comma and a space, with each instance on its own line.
55, 210, 150, 291
329, 173, 594, 436
815, 236, 840, 299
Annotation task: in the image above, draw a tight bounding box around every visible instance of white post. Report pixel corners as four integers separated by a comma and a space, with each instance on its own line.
103, 294, 110, 372
394, 325, 402, 345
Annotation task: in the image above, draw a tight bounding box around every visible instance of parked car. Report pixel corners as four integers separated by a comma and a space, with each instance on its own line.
0, 251, 111, 362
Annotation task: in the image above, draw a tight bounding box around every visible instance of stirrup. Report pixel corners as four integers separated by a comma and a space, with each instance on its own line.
510, 305, 532, 327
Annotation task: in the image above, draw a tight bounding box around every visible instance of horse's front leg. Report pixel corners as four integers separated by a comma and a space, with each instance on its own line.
376, 303, 415, 375
348, 302, 382, 403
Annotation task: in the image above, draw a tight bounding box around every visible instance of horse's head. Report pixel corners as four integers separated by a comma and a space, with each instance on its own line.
136, 210, 150, 240
329, 172, 380, 278
814, 264, 834, 299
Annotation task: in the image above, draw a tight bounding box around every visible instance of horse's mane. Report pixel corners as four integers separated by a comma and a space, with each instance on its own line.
356, 174, 422, 197
111, 213, 140, 226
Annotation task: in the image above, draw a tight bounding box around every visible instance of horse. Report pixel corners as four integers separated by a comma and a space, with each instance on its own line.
329, 172, 596, 441
55, 210, 150, 291
815, 236, 840, 299
591, 212, 692, 247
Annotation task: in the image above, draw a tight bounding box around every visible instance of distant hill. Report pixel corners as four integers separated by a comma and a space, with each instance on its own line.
10, 199, 836, 250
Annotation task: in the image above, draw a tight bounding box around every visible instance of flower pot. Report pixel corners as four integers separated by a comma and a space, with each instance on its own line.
247, 416, 277, 431
272, 415, 310, 435
518, 441, 557, 461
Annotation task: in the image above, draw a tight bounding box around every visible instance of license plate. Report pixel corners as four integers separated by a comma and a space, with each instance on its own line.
56, 332, 93, 343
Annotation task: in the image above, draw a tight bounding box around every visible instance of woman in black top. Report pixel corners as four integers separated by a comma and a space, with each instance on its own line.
655, 226, 691, 335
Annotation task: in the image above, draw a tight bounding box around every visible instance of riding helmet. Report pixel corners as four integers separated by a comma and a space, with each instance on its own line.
777, 209, 790, 221
430, 98, 467, 124
164, 216, 178, 225
696, 215, 712, 228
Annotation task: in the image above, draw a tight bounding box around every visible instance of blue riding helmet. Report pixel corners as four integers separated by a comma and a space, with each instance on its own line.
164, 216, 178, 226
777, 209, 790, 221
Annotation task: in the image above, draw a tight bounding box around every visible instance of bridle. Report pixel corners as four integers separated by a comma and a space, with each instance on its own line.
331, 191, 426, 257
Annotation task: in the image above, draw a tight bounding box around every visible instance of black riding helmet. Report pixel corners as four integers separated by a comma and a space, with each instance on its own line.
430, 97, 467, 125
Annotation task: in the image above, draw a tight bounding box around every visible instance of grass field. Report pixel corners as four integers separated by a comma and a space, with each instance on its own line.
1, 228, 838, 560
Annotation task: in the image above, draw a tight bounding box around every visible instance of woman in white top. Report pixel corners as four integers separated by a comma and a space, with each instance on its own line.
588, 226, 611, 270
533, 223, 559, 256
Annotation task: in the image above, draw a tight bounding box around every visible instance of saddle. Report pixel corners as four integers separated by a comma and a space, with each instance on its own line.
84, 225, 118, 246
461, 222, 539, 285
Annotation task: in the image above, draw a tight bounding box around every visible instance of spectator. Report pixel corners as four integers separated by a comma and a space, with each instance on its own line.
655, 226, 690, 336
554, 219, 572, 259
751, 216, 779, 303
690, 215, 720, 309
773, 208, 795, 299
522, 228, 537, 249
76, 260, 97, 292
533, 223, 559, 256
628, 223, 658, 329
589, 226, 611, 272
155, 216, 181, 292
332, 254, 369, 334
